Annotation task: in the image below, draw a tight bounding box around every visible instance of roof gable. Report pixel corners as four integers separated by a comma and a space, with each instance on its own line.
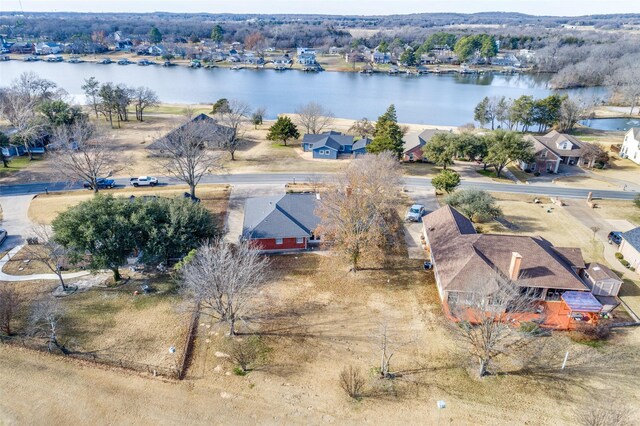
621, 227, 640, 252
243, 194, 321, 239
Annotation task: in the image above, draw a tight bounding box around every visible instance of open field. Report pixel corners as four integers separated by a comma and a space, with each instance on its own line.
483, 193, 605, 263
0, 245, 81, 276
2, 253, 639, 424
593, 199, 640, 227
0, 156, 43, 178
27, 184, 230, 225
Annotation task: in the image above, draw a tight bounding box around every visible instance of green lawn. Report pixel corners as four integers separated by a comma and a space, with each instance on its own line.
0, 156, 41, 177
507, 165, 532, 182
476, 168, 511, 181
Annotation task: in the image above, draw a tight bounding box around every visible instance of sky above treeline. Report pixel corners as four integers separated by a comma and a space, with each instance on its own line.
1, 0, 639, 16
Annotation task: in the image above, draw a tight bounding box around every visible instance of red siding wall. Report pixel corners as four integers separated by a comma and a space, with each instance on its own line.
250, 237, 307, 251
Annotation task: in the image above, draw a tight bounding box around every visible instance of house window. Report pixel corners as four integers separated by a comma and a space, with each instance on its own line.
296, 237, 304, 244
275, 238, 283, 245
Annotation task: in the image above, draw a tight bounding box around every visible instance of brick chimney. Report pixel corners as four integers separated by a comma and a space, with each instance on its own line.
509, 252, 523, 281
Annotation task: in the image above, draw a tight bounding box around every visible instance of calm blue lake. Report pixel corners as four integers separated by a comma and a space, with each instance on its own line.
0, 60, 608, 126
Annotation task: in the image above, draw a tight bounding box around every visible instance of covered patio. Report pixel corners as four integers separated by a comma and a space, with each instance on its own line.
541, 291, 602, 329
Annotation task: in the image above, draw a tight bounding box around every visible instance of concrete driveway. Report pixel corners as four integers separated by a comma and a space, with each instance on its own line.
224, 184, 285, 244
0, 195, 36, 251
402, 187, 439, 260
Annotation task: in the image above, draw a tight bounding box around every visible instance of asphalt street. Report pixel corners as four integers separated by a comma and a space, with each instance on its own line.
1, 172, 637, 200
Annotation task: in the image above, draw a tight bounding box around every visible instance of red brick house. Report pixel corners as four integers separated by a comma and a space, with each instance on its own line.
242, 193, 321, 252
402, 129, 449, 162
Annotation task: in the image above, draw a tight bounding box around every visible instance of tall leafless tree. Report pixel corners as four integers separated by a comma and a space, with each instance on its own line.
557, 98, 589, 132
213, 99, 251, 161
50, 120, 120, 193
181, 240, 270, 335
0, 286, 22, 336
157, 119, 223, 198
376, 321, 413, 379
23, 225, 72, 291
295, 102, 335, 134
0, 88, 45, 159
316, 152, 402, 272
29, 297, 67, 354
448, 270, 542, 378
132, 86, 159, 121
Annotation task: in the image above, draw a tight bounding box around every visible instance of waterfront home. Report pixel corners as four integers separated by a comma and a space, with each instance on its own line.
491, 53, 521, 67
147, 113, 233, 153
34, 42, 62, 55
296, 47, 315, 56
372, 51, 392, 64
620, 128, 640, 165
297, 52, 317, 65
423, 205, 609, 330
148, 44, 166, 56
302, 131, 371, 159
242, 193, 321, 252
9, 42, 33, 54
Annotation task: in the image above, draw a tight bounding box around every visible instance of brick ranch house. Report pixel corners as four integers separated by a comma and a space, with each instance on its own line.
242, 193, 321, 252
423, 205, 621, 329
401, 129, 449, 162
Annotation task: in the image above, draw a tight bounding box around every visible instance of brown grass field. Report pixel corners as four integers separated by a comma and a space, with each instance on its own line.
28, 184, 230, 225
2, 253, 639, 424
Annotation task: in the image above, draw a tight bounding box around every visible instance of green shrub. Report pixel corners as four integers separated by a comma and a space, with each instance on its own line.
615, 252, 623, 260
232, 366, 247, 376
519, 322, 542, 334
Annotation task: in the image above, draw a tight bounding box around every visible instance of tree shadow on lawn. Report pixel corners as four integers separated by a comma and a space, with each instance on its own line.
488, 215, 543, 234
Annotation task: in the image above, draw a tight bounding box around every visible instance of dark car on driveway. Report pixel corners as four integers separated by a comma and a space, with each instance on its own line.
608, 231, 622, 245
83, 178, 115, 190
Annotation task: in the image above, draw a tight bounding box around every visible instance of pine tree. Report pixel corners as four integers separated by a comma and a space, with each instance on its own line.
367, 105, 404, 158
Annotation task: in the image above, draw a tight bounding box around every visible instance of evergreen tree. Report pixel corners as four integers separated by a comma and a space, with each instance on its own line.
211, 25, 224, 47
367, 105, 404, 158
148, 26, 162, 43
266, 116, 300, 146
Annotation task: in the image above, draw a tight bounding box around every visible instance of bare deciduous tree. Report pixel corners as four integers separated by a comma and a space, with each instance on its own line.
132, 86, 159, 122
316, 152, 402, 272
0, 88, 44, 159
340, 365, 366, 399
557, 98, 589, 132
376, 321, 413, 379
213, 99, 251, 160
29, 297, 67, 354
295, 102, 335, 134
575, 399, 634, 426
50, 120, 120, 193
0, 286, 22, 336
448, 271, 542, 378
348, 117, 375, 138
181, 240, 269, 335
225, 336, 270, 373
23, 225, 72, 291
157, 119, 223, 198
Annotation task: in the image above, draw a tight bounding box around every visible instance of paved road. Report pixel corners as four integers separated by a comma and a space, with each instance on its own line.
1, 173, 638, 200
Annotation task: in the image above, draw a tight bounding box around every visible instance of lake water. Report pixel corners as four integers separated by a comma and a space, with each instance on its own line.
0, 61, 608, 126
579, 117, 640, 132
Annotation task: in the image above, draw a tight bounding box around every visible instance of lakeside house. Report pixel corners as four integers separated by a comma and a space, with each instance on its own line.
620, 128, 640, 165
242, 193, 322, 252
619, 227, 640, 271
34, 42, 62, 55
423, 205, 620, 329
302, 131, 371, 159
372, 51, 392, 64
146, 113, 233, 153
520, 130, 593, 173
297, 52, 317, 65
402, 129, 449, 162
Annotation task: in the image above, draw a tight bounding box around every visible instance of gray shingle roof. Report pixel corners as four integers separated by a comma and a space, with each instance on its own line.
147, 114, 231, 150
402, 129, 448, 153
303, 132, 355, 151
621, 227, 640, 252
242, 194, 321, 239
352, 137, 372, 151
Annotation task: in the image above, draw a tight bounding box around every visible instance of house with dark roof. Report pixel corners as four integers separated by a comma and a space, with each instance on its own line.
422, 205, 610, 329
402, 129, 449, 162
520, 131, 592, 173
146, 113, 233, 154
242, 193, 322, 251
302, 131, 371, 159
619, 227, 640, 271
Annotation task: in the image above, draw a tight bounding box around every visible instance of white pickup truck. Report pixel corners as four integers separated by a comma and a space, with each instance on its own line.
129, 176, 159, 187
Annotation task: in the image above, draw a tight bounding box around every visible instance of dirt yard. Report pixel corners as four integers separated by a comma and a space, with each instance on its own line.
483, 193, 606, 263
27, 184, 230, 225
594, 199, 640, 227
2, 254, 639, 424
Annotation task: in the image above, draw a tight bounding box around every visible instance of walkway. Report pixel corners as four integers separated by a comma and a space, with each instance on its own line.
0, 245, 90, 282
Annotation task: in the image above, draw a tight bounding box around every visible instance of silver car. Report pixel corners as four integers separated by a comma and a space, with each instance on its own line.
405, 204, 425, 222
0, 228, 7, 246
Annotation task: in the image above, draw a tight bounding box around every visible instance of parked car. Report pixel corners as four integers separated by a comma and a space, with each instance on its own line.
608, 231, 622, 245
129, 176, 158, 187
83, 177, 115, 190
405, 204, 425, 222
0, 228, 7, 245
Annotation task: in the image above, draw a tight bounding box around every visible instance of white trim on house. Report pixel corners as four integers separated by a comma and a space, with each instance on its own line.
620, 128, 640, 165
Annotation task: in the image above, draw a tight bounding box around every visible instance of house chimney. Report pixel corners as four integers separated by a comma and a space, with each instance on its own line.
509, 252, 523, 281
